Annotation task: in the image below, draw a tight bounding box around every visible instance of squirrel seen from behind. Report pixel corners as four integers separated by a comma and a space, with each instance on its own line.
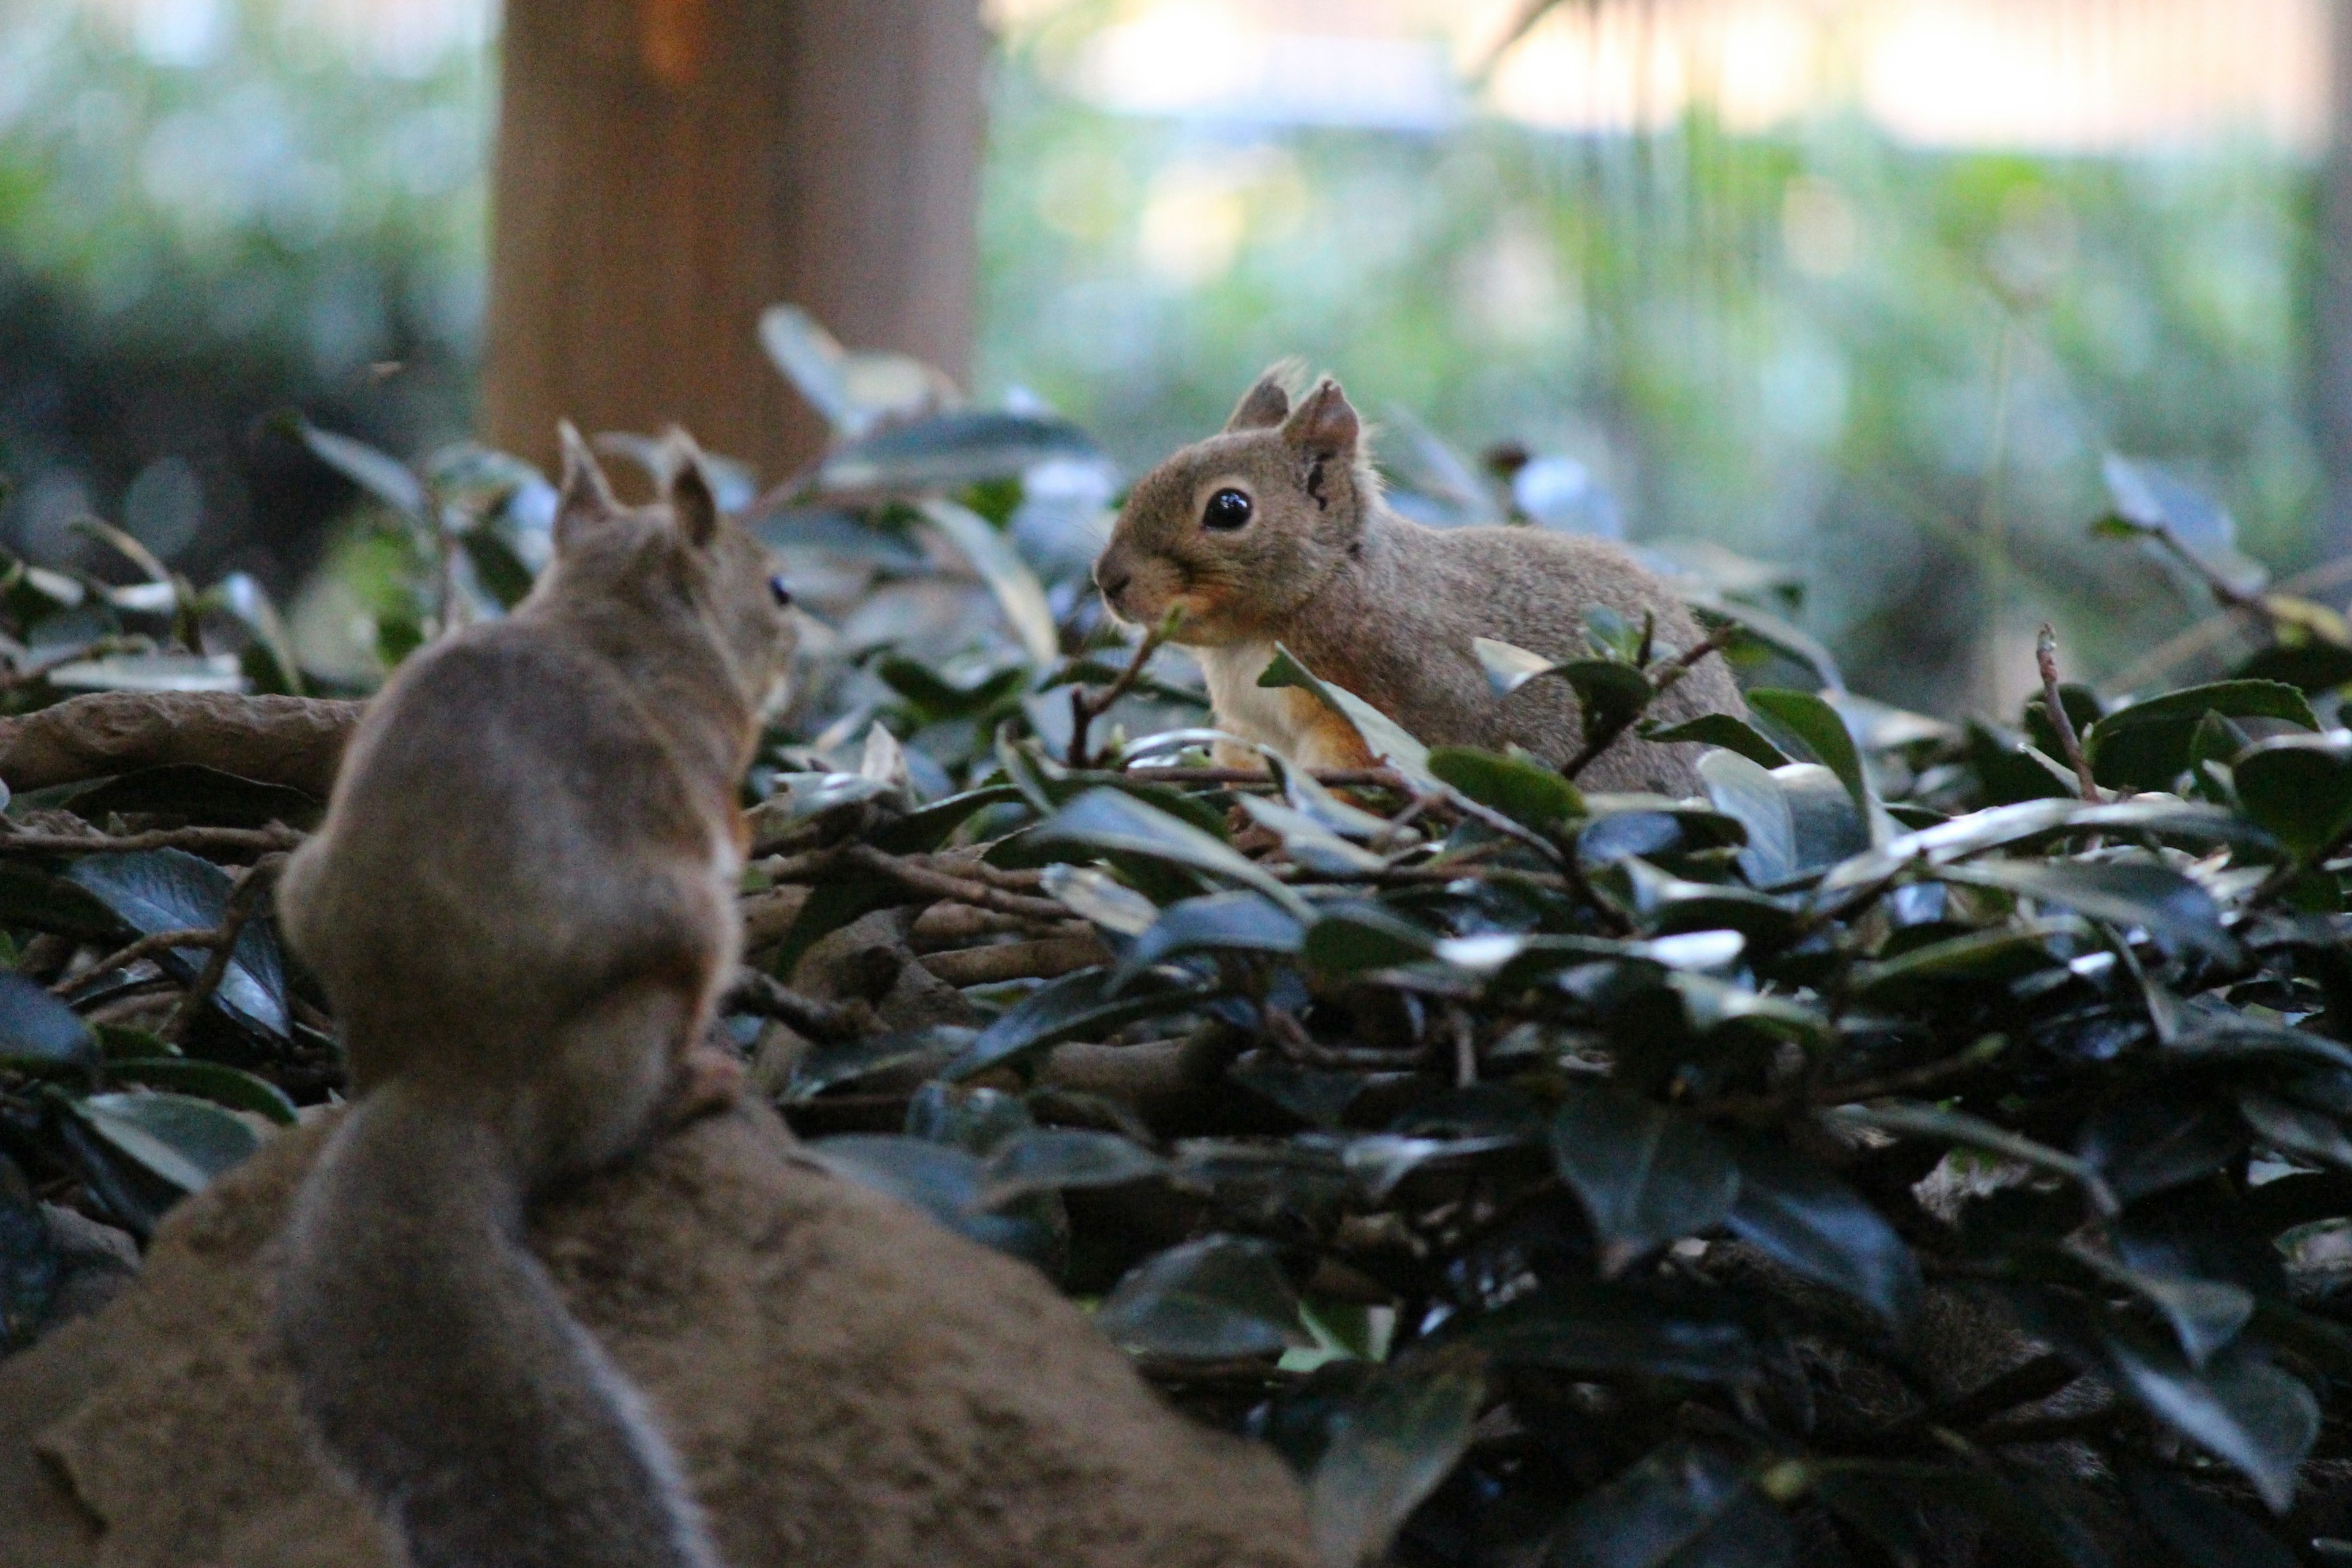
273, 426, 797, 1568
1092, 368, 1745, 794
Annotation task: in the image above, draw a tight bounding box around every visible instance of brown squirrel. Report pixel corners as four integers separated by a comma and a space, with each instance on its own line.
272, 425, 796, 1568
1092, 369, 1744, 794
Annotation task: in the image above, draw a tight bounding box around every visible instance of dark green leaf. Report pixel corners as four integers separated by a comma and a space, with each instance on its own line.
65, 850, 288, 1042
1548, 1441, 1795, 1568
2084, 682, 2316, 791
1727, 1139, 1921, 1324
2099, 1335, 2316, 1513
2078, 1093, 2244, 1207
1551, 1087, 1741, 1272
0, 971, 96, 1072
2232, 734, 2352, 861
804, 1133, 1060, 1267
71, 1090, 260, 1194
1259, 643, 1433, 778
287, 418, 427, 519
1428, 747, 1585, 832
1454, 1283, 1758, 1383
1116, 892, 1303, 983
1941, 858, 2239, 963
1303, 905, 1438, 975
1645, 714, 1791, 770
1308, 1366, 1485, 1568
1093, 1234, 1307, 1360
107, 1058, 296, 1125
458, 525, 537, 609
1831, 1102, 2116, 1213
942, 966, 1207, 1081
2120, 1462, 2297, 1568
974, 1127, 1166, 1209
812, 410, 1105, 494
1030, 788, 1306, 915
0, 862, 120, 940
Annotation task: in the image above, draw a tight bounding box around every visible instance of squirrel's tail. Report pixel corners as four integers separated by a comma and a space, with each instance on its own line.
276, 1079, 723, 1568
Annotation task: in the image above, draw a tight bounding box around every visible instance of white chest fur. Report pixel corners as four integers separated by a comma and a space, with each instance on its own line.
1191, 638, 1355, 770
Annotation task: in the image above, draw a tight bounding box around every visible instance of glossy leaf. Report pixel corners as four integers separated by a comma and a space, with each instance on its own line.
2101, 1335, 2316, 1513
1551, 1087, 1741, 1272
919, 499, 1060, 666
2084, 681, 2316, 791
1727, 1139, 1921, 1324
941, 966, 1207, 1081
1549, 1442, 1795, 1568
65, 850, 288, 1042
1645, 713, 1791, 770
1309, 1366, 1485, 1568
1427, 746, 1585, 832
974, 1127, 1166, 1209
1093, 1234, 1307, 1360
0, 971, 96, 1072
71, 1091, 260, 1195
2233, 734, 2352, 861
1030, 788, 1307, 916
1258, 643, 1433, 778
1115, 891, 1304, 982
1942, 857, 2239, 963
107, 1058, 297, 1125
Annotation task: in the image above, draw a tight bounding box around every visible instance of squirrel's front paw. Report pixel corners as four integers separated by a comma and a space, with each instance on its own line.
666, 1041, 745, 1125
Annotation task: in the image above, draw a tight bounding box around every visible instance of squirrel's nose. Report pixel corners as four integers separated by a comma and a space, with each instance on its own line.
1096, 564, 1132, 606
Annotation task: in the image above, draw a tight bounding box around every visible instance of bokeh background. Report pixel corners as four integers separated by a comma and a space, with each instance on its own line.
0, 0, 2339, 714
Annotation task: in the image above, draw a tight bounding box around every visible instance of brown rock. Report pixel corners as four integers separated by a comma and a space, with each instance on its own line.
0, 1101, 1316, 1568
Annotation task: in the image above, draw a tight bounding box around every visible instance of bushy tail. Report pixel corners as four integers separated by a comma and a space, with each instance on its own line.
276, 1081, 723, 1568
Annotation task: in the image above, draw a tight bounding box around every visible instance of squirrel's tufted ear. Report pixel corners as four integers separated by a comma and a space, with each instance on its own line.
1225, 367, 1294, 432
554, 420, 621, 548
661, 426, 720, 548
1281, 379, 1359, 461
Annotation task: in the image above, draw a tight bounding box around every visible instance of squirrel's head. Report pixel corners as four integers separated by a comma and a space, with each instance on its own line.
538, 422, 799, 718
1093, 366, 1374, 646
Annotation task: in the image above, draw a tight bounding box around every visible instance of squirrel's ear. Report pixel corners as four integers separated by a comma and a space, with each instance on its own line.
661, 426, 720, 548
1225, 371, 1291, 432
554, 420, 620, 547
1281, 379, 1359, 461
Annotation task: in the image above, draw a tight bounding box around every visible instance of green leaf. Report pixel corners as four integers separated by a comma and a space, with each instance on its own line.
1699, 750, 1795, 886
1550, 1441, 1795, 1568
65, 850, 288, 1042
1551, 1087, 1741, 1273
1556, 659, 1657, 738
0, 862, 120, 940
1030, 788, 1306, 916
1427, 746, 1585, 833
941, 966, 1207, 1082
1303, 905, 1438, 976
2064, 1244, 2252, 1370
1258, 644, 1433, 778
1645, 714, 1791, 770
2120, 1463, 2297, 1568
2239, 1090, 2352, 1172
804, 1134, 1060, 1267
1746, 688, 1882, 841
1940, 858, 2239, 964
2084, 681, 2316, 791
783, 1027, 971, 1102
1115, 892, 1304, 984
1452, 1282, 1757, 1382
1093, 1234, 1308, 1360
1308, 1366, 1485, 1568
1776, 763, 1872, 878
2100, 1335, 2316, 1513
919, 498, 1060, 666
1726, 1139, 1920, 1324
105, 1058, 297, 1125
1039, 864, 1159, 935
871, 785, 1028, 855
71, 1091, 260, 1195
1471, 635, 1561, 696
0, 971, 96, 1072
284, 417, 427, 519
813, 410, 1104, 492
974, 1128, 1166, 1210
2232, 734, 2352, 861
1236, 796, 1386, 873
1819, 797, 2271, 897
458, 525, 537, 610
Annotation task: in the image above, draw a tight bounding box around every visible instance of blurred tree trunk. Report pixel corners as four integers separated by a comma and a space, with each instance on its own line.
481, 0, 988, 483
2317, 0, 2352, 562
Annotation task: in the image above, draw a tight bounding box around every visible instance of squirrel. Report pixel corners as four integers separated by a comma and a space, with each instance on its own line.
271, 424, 797, 1568
1091, 368, 1746, 795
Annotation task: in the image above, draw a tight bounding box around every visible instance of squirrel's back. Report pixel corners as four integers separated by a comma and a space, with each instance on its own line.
274, 428, 793, 1568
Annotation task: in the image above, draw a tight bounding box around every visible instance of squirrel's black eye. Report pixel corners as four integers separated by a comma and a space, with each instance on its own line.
768, 574, 793, 608
1202, 488, 1253, 531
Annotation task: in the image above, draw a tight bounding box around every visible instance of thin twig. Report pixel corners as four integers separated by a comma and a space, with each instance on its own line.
162, 854, 282, 1046
1068, 611, 1178, 769
1124, 766, 1404, 791
0, 823, 304, 858
723, 968, 872, 1042
763, 843, 1072, 924
53, 927, 219, 996
2035, 625, 2101, 804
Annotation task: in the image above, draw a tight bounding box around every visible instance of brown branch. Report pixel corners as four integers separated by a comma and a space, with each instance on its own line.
723, 968, 873, 1042
921, 935, 1109, 987
55, 927, 219, 995
910, 903, 1076, 947
1068, 612, 1177, 769
1123, 765, 1404, 791
0, 690, 361, 795
763, 843, 1072, 924
2035, 624, 2101, 803
0, 822, 304, 858
162, 854, 283, 1045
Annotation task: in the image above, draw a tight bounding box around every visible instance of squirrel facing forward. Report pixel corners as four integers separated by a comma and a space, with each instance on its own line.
1093, 369, 1744, 794
273, 426, 796, 1568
